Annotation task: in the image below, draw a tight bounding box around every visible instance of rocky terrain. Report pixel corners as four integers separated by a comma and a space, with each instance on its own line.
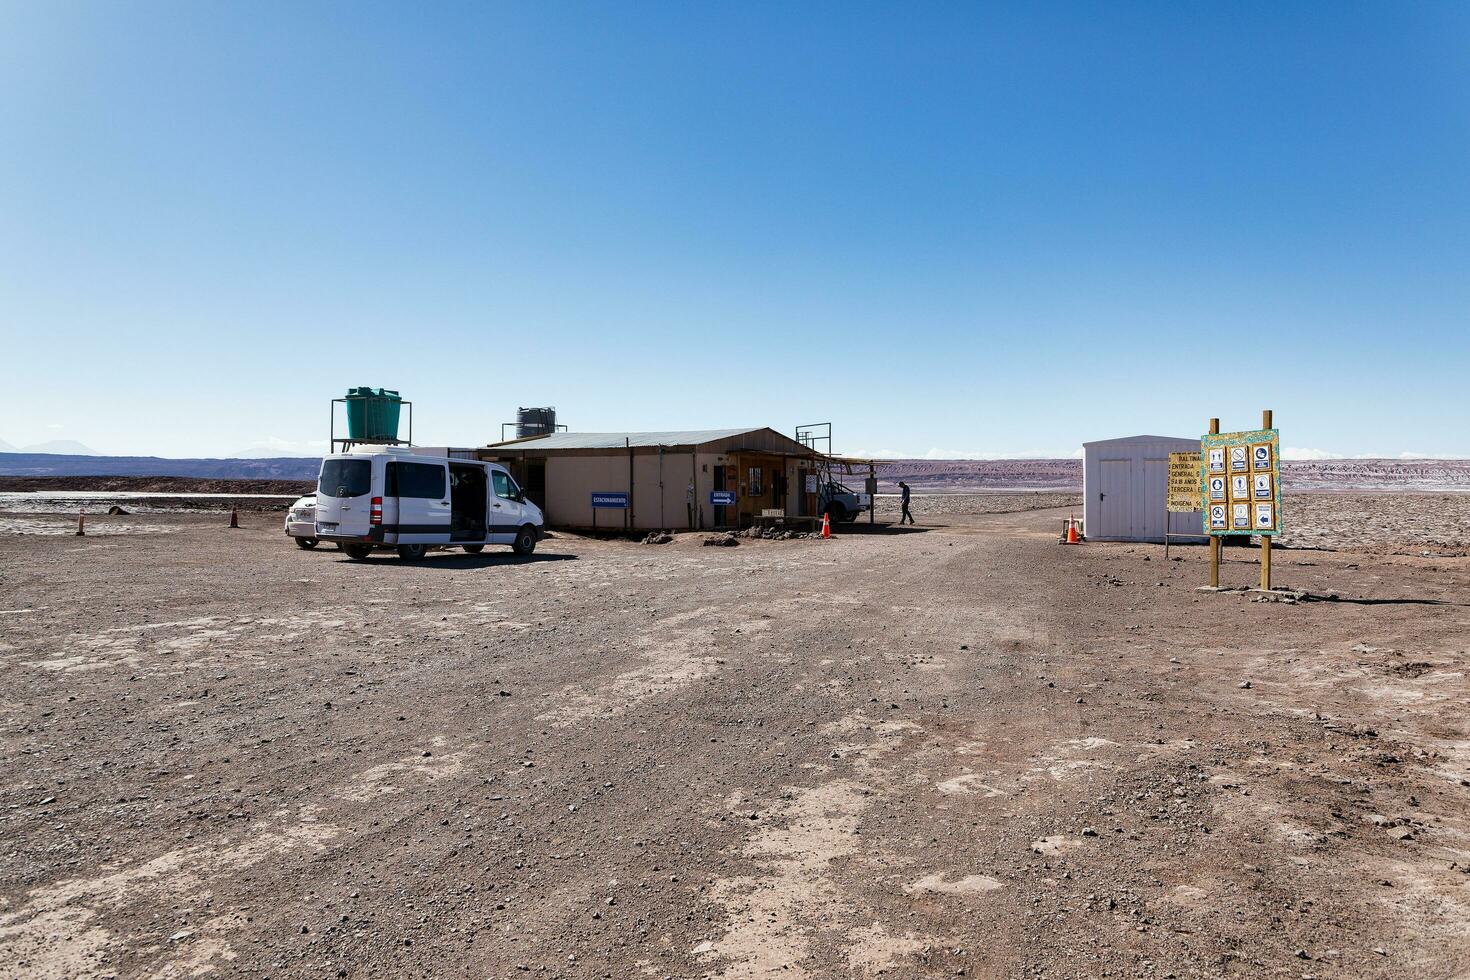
878, 492, 1470, 555
0, 476, 313, 495
1, 497, 1467, 978
0, 453, 321, 480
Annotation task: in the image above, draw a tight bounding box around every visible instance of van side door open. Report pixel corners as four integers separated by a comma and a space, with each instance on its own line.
448, 463, 488, 542
390, 460, 451, 543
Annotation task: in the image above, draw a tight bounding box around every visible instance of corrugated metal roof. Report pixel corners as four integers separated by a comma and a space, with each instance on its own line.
487, 428, 770, 450
1082, 434, 1198, 449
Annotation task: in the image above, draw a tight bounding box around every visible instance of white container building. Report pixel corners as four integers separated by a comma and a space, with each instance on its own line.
1082, 435, 1206, 543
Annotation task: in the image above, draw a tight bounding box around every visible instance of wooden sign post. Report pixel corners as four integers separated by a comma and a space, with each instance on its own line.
1208, 418, 1220, 588
1200, 411, 1281, 592
1260, 409, 1273, 591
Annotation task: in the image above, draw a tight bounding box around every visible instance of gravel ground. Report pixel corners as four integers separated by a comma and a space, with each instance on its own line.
1278, 493, 1470, 554
879, 492, 1470, 554
872, 492, 1082, 522
2, 503, 1469, 979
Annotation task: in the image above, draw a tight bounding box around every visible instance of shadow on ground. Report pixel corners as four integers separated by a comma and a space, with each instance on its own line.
333, 552, 579, 568
832, 522, 936, 536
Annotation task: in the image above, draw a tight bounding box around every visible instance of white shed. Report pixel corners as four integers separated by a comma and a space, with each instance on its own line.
1082, 435, 1205, 543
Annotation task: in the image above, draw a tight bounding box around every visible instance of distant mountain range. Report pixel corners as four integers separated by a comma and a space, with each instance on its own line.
2, 450, 1467, 491
872, 457, 1470, 493
0, 439, 99, 455
226, 448, 323, 458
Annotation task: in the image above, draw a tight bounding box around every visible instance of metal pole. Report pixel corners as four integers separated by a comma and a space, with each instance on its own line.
627, 438, 633, 534
1209, 417, 1220, 588
1261, 409, 1273, 591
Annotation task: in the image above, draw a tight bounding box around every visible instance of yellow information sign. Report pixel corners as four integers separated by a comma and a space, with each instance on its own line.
1167, 452, 1202, 512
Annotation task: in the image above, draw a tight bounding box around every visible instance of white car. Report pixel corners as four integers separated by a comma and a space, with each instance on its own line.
312, 447, 545, 561
284, 493, 322, 549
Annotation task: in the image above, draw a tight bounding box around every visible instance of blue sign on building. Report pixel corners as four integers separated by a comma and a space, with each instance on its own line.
591, 492, 629, 509
710, 490, 736, 506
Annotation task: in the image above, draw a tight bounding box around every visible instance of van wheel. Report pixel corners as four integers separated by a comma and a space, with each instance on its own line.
462, 544, 484, 554
824, 503, 847, 524
397, 544, 428, 561
512, 526, 537, 556
295, 537, 318, 550
343, 544, 373, 560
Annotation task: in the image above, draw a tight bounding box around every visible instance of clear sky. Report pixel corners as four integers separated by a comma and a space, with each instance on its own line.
3, 2, 1467, 459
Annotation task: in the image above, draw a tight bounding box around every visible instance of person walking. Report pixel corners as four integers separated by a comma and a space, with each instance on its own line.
899, 481, 915, 525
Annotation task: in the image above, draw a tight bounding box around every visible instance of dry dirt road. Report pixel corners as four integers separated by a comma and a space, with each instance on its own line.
2, 504, 1469, 979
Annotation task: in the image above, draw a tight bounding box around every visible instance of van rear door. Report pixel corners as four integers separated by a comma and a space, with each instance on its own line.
315, 457, 374, 538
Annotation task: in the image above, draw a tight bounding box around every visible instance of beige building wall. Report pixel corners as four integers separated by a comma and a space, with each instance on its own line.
497, 441, 820, 530
630, 452, 696, 530
541, 452, 701, 530
544, 455, 631, 528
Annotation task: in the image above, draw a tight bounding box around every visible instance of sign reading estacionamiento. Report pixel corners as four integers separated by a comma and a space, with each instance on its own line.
591, 492, 629, 509
1167, 452, 1202, 513
1199, 428, 1281, 536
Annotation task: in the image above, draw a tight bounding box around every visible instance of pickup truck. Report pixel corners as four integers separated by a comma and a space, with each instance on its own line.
818, 480, 872, 524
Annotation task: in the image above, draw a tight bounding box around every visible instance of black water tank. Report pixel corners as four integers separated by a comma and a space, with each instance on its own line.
516, 406, 557, 438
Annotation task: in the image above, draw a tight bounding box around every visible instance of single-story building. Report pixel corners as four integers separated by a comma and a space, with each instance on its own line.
478, 427, 828, 531
1082, 434, 1207, 543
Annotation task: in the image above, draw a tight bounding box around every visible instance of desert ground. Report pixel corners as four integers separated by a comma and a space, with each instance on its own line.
2, 494, 1469, 979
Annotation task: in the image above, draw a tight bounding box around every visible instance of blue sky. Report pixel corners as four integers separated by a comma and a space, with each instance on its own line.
3, 2, 1467, 459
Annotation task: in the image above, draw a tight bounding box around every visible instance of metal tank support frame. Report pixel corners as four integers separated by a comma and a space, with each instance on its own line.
330, 396, 413, 452
499, 406, 569, 442
796, 422, 878, 526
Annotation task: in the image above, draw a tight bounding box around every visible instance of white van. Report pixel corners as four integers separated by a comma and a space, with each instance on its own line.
312, 447, 544, 561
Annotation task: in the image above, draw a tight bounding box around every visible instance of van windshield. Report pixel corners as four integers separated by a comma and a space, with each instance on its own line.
318, 459, 371, 498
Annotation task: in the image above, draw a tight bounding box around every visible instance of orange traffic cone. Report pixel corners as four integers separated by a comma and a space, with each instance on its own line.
821, 512, 832, 539
229, 506, 240, 529
1066, 516, 1080, 544
76, 510, 86, 536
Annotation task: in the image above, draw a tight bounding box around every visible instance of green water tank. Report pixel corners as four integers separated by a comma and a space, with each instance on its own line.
344, 387, 402, 440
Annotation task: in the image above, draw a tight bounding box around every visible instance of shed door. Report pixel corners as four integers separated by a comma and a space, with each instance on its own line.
1099, 459, 1131, 537
1142, 457, 1167, 540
